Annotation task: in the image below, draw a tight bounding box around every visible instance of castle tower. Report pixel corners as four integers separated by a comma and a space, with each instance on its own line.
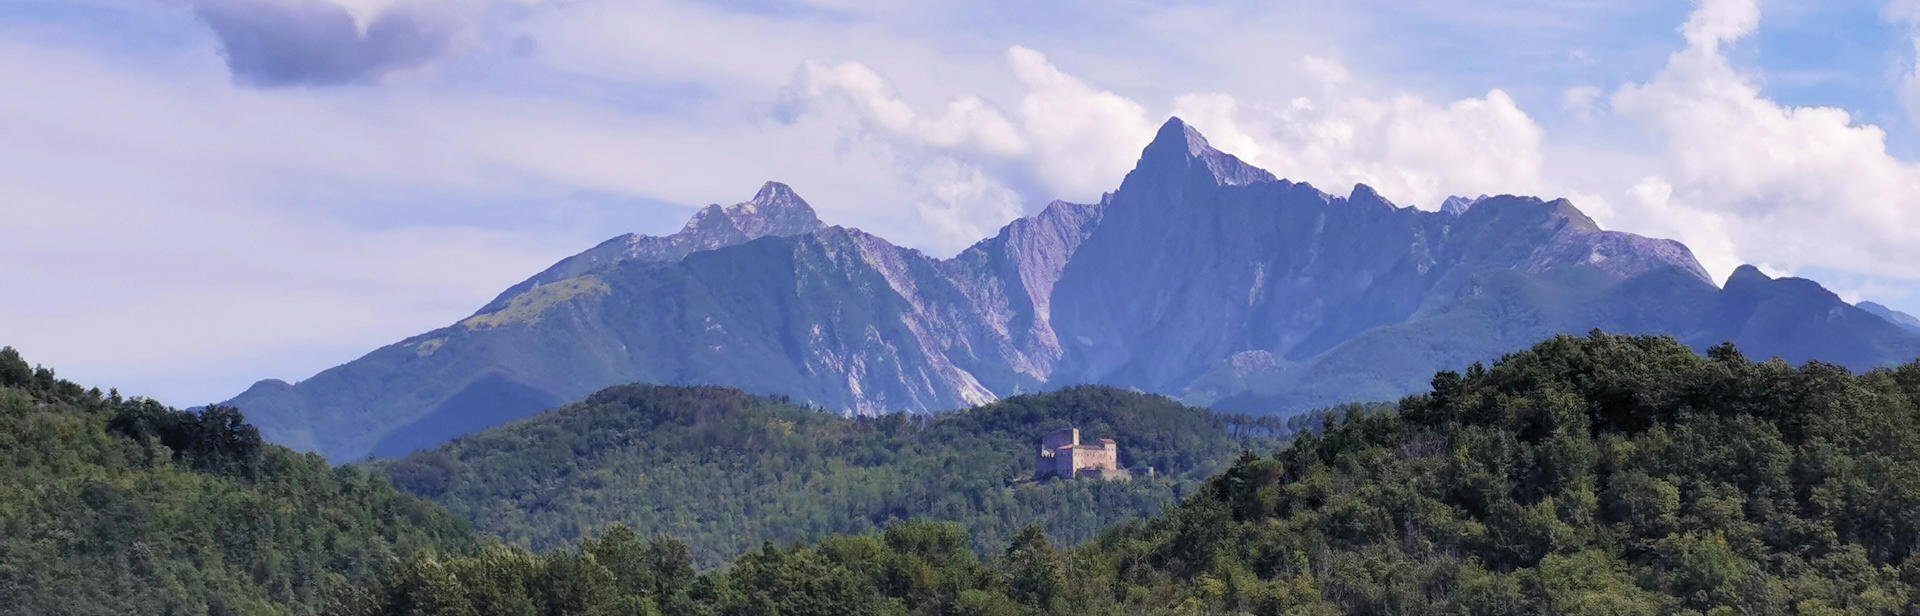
1035, 428, 1129, 481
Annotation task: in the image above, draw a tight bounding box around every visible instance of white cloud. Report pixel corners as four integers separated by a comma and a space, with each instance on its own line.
1006, 46, 1158, 199
790, 45, 1549, 215
1562, 85, 1604, 116
781, 47, 1153, 244
1888, 0, 1920, 24
1169, 70, 1546, 209
911, 159, 1027, 251
1886, 0, 1920, 128
1606, 0, 1920, 281
791, 60, 1025, 158
1681, 0, 1760, 52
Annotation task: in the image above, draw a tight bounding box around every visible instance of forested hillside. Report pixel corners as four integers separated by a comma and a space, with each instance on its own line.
0, 348, 475, 615
344, 333, 1920, 614
384, 385, 1294, 566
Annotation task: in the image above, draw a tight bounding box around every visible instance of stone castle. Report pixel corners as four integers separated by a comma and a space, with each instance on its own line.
1035, 428, 1130, 481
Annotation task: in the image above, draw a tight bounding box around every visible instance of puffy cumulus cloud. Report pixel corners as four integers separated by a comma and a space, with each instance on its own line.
788, 47, 1156, 200
1170, 63, 1546, 209
789, 61, 1025, 158
190, 0, 501, 86
1005, 46, 1158, 199
781, 47, 1155, 250
1681, 0, 1760, 52
787, 47, 1547, 217
1608, 0, 1920, 280
910, 159, 1027, 251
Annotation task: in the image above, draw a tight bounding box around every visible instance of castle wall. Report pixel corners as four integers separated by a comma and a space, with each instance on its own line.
1071, 445, 1118, 474
1040, 428, 1078, 451
1037, 429, 1127, 480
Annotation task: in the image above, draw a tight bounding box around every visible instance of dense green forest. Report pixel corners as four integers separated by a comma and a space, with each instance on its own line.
0, 347, 474, 615
384, 385, 1295, 566
342, 333, 1920, 614
18, 331, 1920, 614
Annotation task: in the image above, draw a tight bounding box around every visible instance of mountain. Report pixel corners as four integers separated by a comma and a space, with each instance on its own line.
382, 384, 1291, 567
476, 180, 826, 314
0, 347, 474, 615
338, 334, 1920, 614
226, 117, 1920, 460
1861, 300, 1920, 333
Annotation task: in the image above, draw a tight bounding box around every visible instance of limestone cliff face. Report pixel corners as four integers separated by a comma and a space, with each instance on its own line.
226, 118, 1920, 461
1048, 119, 1717, 397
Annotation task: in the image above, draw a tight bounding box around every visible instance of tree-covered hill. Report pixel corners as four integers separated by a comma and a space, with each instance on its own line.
383, 385, 1295, 566
344, 333, 1920, 614
1076, 332, 1920, 613
0, 348, 475, 615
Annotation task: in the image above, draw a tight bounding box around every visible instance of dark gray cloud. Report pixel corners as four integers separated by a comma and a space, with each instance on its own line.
192, 0, 455, 87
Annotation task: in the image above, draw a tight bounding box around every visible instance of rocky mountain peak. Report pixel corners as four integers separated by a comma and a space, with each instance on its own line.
682, 204, 734, 234
683, 181, 825, 239
753, 180, 797, 203
1137, 117, 1276, 187
1441, 195, 1487, 215
1347, 183, 1395, 210
1726, 264, 1774, 289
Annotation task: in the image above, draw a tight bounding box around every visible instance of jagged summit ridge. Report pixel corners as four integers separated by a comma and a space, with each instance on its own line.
1726, 264, 1773, 288
1139, 117, 1276, 187
475, 182, 826, 314
683, 181, 824, 239
1441, 195, 1488, 215
224, 117, 1920, 461
1347, 183, 1397, 210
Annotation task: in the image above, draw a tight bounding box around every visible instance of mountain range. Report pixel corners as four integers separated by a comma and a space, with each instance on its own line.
225, 118, 1920, 460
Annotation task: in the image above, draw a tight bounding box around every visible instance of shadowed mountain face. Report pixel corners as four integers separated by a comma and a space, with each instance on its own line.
1861, 300, 1920, 333
225, 118, 1920, 460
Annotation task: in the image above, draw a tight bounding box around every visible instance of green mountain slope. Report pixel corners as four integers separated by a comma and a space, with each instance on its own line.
343, 333, 1920, 614
1073, 332, 1920, 613
383, 385, 1293, 567
0, 348, 475, 615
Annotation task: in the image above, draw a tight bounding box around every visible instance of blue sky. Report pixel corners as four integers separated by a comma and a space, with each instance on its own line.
4, 0, 1920, 405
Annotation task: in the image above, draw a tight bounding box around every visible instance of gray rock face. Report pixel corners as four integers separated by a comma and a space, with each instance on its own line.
1440, 195, 1485, 215
225, 118, 1920, 460
474, 181, 824, 314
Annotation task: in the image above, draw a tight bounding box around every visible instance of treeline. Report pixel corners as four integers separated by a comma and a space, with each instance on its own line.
384, 384, 1292, 566
345, 333, 1920, 614
23, 330, 1920, 613
0, 347, 474, 615
1104, 333, 1920, 613
0, 343, 1290, 615
328, 520, 1073, 616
